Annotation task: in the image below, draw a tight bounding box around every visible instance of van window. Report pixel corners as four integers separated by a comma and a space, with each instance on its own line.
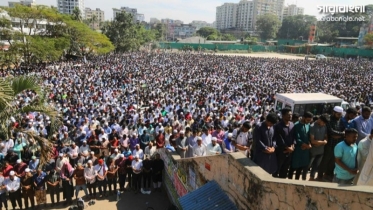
276, 101, 283, 111
285, 104, 292, 109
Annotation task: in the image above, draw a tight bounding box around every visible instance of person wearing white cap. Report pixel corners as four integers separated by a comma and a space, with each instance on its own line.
79, 140, 90, 157
318, 106, 346, 182
144, 142, 157, 158
110, 148, 120, 160
201, 128, 212, 147
5, 171, 22, 210
69, 142, 79, 166
193, 137, 207, 157
132, 144, 144, 160
84, 160, 97, 199
176, 131, 187, 158
131, 155, 143, 194
206, 137, 222, 156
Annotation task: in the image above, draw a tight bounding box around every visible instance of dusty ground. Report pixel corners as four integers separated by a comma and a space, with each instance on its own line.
5, 184, 171, 210
215, 52, 313, 60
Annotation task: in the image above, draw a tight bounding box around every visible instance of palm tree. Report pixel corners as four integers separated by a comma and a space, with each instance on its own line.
71, 7, 82, 22
0, 76, 60, 165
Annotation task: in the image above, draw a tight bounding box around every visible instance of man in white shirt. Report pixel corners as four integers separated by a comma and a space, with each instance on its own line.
69, 143, 79, 167
193, 137, 207, 157
84, 160, 97, 199
93, 159, 108, 198
131, 155, 143, 194
0, 172, 7, 209
201, 129, 212, 147
354, 129, 373, 184
144, 142, 156, 158
5, 171, 22, 210
79, 140, 90, 157
132, 144, 144, 159
207, 138, 222, 155
3, 139, 14, 155
110, 149, 120, 160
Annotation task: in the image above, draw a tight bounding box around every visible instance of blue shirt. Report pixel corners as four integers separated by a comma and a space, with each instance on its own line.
29, 159, 39, 171
341, 117, 357, 130
354, 116, 373, 142
334, 141, 358, 180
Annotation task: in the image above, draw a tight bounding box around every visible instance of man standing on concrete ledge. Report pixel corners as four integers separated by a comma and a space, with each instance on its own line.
333, 128, 358, 185
253, 113, 278, 175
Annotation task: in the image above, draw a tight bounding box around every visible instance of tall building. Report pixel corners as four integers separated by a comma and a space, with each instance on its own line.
190, 20, 213, 30
8, 0, 35, 7
173, 24, 196, 38
252, 0, 284, 28
113, 7, 138, 22
150, 18, 160, 24
84, 8, 104, 30
161, 18, 183, 25
236, 0, 254, 31
283, 4, 304, 17
136, 14, 145, 22
57, 0, 85, 17
216, 3, 238, 31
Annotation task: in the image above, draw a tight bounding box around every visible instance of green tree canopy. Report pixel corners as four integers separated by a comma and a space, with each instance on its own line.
0, 5, 114, 65
256, 13, 281, 40
102, 12, 155, 52
196, 27, 219, 38
364, 33, 373, 47
278, 15, 317, 39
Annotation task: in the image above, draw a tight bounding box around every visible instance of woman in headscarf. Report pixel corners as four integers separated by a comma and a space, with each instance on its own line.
60, 160, 74, 205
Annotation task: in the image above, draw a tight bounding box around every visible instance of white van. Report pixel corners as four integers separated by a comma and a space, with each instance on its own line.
274, 93, 343, 116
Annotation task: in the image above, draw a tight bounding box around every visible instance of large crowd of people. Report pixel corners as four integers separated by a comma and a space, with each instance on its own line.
0, 52, 373, 209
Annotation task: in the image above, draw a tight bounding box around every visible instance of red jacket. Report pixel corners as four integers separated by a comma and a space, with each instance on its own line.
2, 165, 13, 178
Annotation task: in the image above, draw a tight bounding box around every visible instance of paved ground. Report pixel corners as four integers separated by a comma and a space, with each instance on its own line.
215, 52, 313, 60
5, 183, 171, 210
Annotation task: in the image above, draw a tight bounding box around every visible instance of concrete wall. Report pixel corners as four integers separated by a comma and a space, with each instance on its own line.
171, 152, 373, 210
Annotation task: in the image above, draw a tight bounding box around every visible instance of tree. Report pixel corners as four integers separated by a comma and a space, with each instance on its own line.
278, 15, 317, 39
102, 12, 155, 52
221, 34, 236, 41
71, 7, 82, 22
364, 33, 373, 47
196, 27, 219, 38
153, 23, 166, 41
0, 76, 60, 166
256, 13, 281, 40
1, 5, 114, 65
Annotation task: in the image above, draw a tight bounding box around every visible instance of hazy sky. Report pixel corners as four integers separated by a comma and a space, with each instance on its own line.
0, 0, 371, 23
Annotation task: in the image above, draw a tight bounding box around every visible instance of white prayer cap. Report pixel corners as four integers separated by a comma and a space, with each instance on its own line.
173, 130, 178, 133
180, 130, 185, 134
135, 144, 140, 147
90, 151, 94, 155
87, 160, 92, 164
59, 153, 63, 157
212, 137, 217, 141
134, 155, 139, 158
333, 106, 343, 113
228, 133, 233, 138
9, 171, 15, 176
197, 137, 202, 141
25, 168, 30, 173
114, 149, 118, 152
16, 159, 22, 164
119, 154, 124, 158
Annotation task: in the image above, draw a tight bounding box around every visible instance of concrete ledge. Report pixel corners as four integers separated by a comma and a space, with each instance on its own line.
170, 151, 373, 210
